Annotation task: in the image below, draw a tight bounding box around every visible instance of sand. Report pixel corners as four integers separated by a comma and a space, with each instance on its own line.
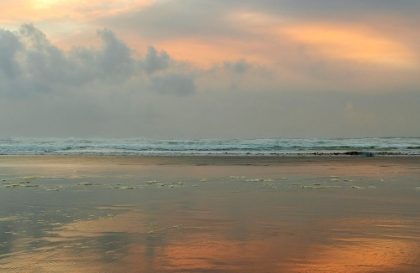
0, 155, 420, 272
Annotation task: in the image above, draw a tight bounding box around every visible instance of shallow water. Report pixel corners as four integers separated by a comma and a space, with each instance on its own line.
0, 156, 420, 272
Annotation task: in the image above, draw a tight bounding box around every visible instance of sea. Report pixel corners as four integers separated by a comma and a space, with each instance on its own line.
0, 137, 419, 156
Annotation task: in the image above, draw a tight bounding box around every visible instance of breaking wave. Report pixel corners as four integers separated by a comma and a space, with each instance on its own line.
0, 137, 419, 156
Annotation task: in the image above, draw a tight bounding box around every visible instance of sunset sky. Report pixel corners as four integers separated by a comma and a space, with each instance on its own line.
1, 0, 419, 138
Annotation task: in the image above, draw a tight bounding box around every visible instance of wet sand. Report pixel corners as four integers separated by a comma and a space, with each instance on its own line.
1, 156, 420, 272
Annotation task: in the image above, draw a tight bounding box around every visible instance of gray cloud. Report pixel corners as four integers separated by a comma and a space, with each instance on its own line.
151, 73, 195, 96
0, 29, 22, 78
0, 24, 197, 99
1, 24, 135, 97
143, 45, 170, 74
95, 29, 133, 77
224, 59, 251, 73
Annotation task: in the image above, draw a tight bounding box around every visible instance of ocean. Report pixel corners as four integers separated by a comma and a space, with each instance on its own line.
0, 137, 419, 156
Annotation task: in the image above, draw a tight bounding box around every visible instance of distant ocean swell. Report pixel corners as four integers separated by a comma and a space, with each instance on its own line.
0, 138, 419, 156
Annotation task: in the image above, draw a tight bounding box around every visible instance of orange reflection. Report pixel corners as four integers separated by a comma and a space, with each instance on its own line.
297, 238, 418, 273
3, 206, 420, 272
152, 236, 299, 272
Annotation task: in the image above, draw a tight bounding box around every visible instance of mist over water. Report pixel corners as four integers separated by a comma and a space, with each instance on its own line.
0, 137, 419, 156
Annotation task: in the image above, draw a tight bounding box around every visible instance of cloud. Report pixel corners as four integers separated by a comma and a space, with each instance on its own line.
143, 45, 170, 74
3, 1, 420, 71
98, 0, 420, 40
95, 29, 133, 77
98, 0, 242, 40
0, 24, 195, 99
0, 29, 22, 78
0, 24, 420, 138
216, 0, 420, 20
92, 0, 420, 75
0, 0, 154, 25
151, 73, 195, 96
224, 59, 251, 73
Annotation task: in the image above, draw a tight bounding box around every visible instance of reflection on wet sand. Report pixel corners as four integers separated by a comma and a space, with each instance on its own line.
298, 238, 418, 273
2, 200, 420, 272
1, 156, 420, 272
3, 212, 420, 272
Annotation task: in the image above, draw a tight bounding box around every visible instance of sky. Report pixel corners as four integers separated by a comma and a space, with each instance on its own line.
0, 0, 419, 139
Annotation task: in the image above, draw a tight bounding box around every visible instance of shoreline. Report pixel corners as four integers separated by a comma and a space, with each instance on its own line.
1, 154, 420, 166
1, 152, 419, 157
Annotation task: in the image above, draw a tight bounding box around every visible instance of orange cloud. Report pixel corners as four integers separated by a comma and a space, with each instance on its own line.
152, 11, 417, 69
155, 37, 265, 68
0, 0, 155, 23
281, 23, 416, 68
2, 3, 417, 73
0, 0, 156, 53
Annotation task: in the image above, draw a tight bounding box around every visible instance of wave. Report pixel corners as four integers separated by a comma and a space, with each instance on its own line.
0, 137, 419, 156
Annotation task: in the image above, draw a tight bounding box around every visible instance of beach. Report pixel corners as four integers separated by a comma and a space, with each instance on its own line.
1, 155, 420, 272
